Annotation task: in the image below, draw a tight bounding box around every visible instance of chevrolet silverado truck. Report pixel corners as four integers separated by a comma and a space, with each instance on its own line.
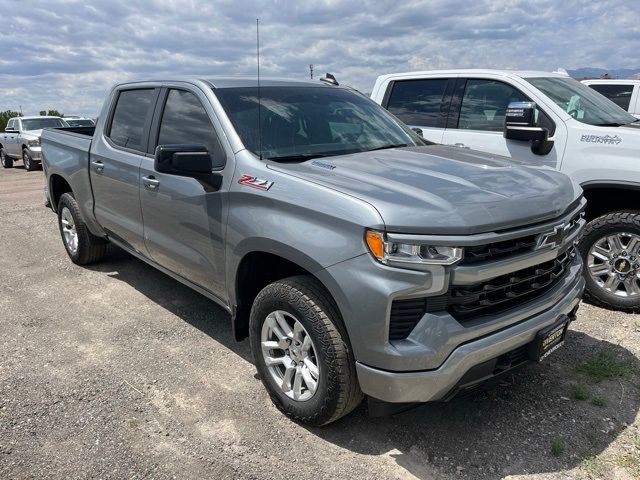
42, 77, 585, 425
372, 70, 640, 312
0, 116, 68, 170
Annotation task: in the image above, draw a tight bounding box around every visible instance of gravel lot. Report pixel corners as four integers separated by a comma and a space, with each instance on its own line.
1, 166, 639, 480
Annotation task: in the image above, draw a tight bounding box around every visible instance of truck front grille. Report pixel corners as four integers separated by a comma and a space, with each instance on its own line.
448, 247, 575, 320
388, 247, 576, 340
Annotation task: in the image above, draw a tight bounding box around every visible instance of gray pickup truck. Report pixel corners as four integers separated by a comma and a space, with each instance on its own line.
42, 77, 585, 425
1, 116, 68, 170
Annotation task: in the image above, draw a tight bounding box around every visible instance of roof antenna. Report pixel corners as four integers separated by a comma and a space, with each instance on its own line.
256, 18, 263, 160
320, 73, 339, 86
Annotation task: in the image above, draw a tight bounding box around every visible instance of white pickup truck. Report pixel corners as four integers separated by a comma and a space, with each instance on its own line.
582, 79, 640, 118
372, 69, 640, 313
0, 116, 69, 171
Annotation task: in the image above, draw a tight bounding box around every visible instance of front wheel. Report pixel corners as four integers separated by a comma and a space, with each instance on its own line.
22, 149, 37, 171
0, 148, 12, 168
57, 193, 107, 265
579, 211, 640, 313
250, 276, 363, 426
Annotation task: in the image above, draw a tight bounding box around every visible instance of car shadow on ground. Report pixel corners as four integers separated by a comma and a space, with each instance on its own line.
88, 246, 639, 480
87, 245, 253, 364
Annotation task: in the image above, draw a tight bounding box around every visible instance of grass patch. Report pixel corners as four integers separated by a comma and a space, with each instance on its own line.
590, 397, 607, 407
571, 383, 590, 401
576, 349, 633, 382
551, 436, 565, 457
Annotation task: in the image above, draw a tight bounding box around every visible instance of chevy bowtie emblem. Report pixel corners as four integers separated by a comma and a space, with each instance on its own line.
535, 223, 571, 250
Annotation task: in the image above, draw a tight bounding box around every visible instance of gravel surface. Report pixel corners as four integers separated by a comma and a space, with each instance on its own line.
1, 166, 639, 479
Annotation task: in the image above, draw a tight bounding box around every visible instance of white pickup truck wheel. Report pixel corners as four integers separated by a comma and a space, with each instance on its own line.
0, 148, 12, 168
250, 275, 363, 426
57, 193, 107, 265
579, 211, 640, 313
22, 149, 37, 171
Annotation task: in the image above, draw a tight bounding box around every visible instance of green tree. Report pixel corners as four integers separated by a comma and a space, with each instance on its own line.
39, 110, 46, 116
46, 109, 63, 117
0, 110, 22, 133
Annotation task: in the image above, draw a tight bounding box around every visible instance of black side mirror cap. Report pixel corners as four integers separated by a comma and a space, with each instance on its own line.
154, 144, 225, 176
504, 101, 548, 142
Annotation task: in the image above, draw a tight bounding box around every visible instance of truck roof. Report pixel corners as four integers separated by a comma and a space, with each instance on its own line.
375, 69, 570, 82
117, 76, 330, 89
16, 115, 64, 120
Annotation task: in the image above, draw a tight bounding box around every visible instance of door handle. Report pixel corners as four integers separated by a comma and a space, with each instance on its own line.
142, 175, 160, 190
91, 161, 104, 173
454, 143, 468, 148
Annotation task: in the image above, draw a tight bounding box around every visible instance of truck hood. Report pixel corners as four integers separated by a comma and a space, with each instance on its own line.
268, 145, 580, 234
22, 130, 43, 139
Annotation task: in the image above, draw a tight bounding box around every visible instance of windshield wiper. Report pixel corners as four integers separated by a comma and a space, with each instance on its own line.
366, 143, 409, 152
266, 153, 330, 162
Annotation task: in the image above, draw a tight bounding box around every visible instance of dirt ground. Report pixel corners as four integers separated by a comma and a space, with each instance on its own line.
1, 165, 639, 480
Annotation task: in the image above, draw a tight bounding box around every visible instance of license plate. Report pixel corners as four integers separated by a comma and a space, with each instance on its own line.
529, 315, 569, 362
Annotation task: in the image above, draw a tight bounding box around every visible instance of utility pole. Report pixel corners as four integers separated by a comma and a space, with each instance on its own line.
309, 64, 314, 80
19, 105, 22, 115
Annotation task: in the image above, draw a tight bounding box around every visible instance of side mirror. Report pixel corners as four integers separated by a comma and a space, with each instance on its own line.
411, 127, 424, 138
504, 101, 548, 142
154, 144, 224, 176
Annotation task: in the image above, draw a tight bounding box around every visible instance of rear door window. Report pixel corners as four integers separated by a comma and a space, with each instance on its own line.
107, 89, 157, 152
385, 79, 449, 127
588, 84, 634, 110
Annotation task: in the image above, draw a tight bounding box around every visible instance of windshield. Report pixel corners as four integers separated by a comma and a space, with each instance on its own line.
21, 118, 68, 131
214, 86, 426, 160
528, 77, 637, 126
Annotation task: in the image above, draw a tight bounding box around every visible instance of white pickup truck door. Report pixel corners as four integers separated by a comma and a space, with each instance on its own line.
4, 119, 19, 157
441, 77, 567, 170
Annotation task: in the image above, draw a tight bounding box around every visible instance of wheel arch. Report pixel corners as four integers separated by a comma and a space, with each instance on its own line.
581, 181, 640, 221
49, 174, 73, 213
231, 249, 349, 344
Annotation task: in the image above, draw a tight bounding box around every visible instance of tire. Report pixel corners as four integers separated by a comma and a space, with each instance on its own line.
57, 192, 107, 265
22, 149, 37, 171
579, 211, 640, 313
250, 275, 363, 426
0, 148, 12, 168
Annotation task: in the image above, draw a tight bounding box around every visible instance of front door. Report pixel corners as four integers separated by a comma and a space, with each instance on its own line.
5, 119, 19, 157
441, 78, 567, 169
140, 87, 228, 299
90, 87, 159, 253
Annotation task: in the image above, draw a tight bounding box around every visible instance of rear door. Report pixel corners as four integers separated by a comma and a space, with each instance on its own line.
90, 87, 160, 253
139, 86, 229, 299
441, 77, 567, 169
381, 77, 455, 143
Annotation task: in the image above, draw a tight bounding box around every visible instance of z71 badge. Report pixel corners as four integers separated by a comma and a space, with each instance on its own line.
238, 174, 274, 191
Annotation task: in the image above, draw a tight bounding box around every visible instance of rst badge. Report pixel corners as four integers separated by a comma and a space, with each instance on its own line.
238, 174, 274, 191
535, 223, 572, 250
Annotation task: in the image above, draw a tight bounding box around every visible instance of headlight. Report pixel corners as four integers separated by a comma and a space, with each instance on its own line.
365, 230, 463, 269
27, 138, 41, 147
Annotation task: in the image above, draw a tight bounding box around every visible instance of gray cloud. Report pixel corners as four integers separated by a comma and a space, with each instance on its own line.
0, 0, 638, 116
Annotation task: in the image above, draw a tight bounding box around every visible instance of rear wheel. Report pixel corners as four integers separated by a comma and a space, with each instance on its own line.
0, 148, 12, 168
250, 275, 363, 425
579, 211, 640, 313
22, 149, 37, 171
57, 193, 107, 265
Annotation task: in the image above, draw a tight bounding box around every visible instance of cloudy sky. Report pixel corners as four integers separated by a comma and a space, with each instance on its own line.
0, 0, 638, 116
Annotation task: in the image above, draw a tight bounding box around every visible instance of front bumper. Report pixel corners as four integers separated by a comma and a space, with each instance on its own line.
28, 146, 42, 161
356, 270, 584, 403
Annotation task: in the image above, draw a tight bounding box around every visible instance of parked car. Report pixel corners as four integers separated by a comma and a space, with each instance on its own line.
372, 69, 640, 313
42, 77, 584, 425
63, 116, 96, 127
581, 79, 640, 118
0, 116, 69, 170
